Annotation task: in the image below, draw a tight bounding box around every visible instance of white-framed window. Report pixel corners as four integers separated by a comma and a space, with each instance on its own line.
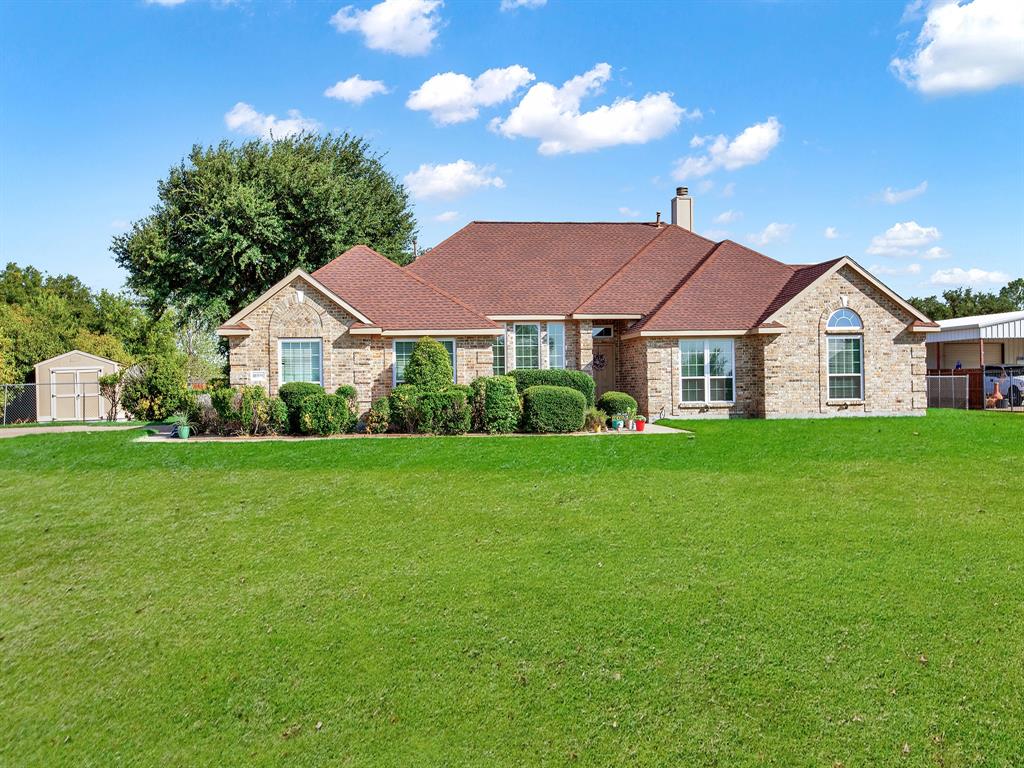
393, 338, 456, 386
679, 339, 735, 403
492, 334, 506, 376
592, 325, 614, 339
279, 339, 322, 385
547, 322, 565, 369
515, 324, 540, 369
828, 335, 863, 399
827, 308, 862, 330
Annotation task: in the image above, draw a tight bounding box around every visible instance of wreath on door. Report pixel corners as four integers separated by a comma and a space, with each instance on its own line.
593, 353, 607, 371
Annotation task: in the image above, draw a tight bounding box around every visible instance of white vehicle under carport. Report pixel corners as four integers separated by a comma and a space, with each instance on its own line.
984, 365, 1024, 407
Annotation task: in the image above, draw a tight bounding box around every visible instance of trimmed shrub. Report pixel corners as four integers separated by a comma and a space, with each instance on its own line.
522, 385, 586, 433
388, 384, 422, 433
278, 382, 325, 433
209, 385, 287, 435
298, 392, 352, 436
470, 375, 521, 434
597, 391, 638, 419
335, 384, 358, 409
404, 337, 453, 389
417, 387, 472, 435
364, 397, 391, 434
121, 356, 190, 421
509, 369, 595, 407
584, 407, 607, 433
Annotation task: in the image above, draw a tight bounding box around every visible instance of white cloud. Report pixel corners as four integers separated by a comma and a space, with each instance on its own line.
491, 63, 696, 155
930, 266, 1010, 286
500, 0, 545, 9
324, 75, 390, 104
407, 66, 535, 124
866, 220, 941, 257
404, 160, 505, 200
713, 209, 742, 224
224, 102, 320, 139
747, 222, 793, 247
674, 117, 782, 179
331, 0, 442, 56
923, 246, 950, 259
891, 0, 1024, 94
702, 228, 731, 241
618, 206, 640, 218
869, 262, 922, 277
879, 180, 928, 204
824, 226, 841, 239
433, 210, 459, 222
720, 182, 735, 198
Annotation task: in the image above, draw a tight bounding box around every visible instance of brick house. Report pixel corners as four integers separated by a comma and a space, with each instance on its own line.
217, 189, 939, 419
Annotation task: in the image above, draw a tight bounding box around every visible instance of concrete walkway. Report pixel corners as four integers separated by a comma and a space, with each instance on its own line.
0, 423, 167, 439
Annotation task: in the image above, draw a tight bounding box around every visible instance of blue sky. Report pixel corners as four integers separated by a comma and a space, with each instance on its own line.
1, 0, 1021, 299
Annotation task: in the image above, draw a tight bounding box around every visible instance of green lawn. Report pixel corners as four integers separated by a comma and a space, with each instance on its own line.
1, 410, 1021, 767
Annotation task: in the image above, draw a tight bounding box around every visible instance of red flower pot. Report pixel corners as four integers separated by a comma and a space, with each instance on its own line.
635, 420, 646, 432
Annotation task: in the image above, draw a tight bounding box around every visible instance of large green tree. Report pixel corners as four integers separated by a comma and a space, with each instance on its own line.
112, 133, 417, 319
909, 278, 1023, 320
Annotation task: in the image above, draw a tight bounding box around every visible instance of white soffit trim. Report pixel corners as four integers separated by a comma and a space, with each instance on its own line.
347, 326, 385, 335
382, 328, 504, 337
219, 268, 374, 328
572, 313, 643, 320
763, 256, 931, 325
216, 328, 252, 337
622, 329, 750, 339
488, 315, 567, 321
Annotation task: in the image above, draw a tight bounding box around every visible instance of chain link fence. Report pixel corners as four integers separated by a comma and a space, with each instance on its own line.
2, 382, 115, 426
925, 375, 969, 410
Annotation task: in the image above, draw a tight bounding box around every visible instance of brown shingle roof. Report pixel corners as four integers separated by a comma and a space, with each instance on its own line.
312, 245, 499, 332
407, 222, 674, 315
629, 241, 839, 333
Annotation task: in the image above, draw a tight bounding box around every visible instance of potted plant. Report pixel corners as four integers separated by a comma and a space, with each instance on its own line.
610, 412, 625, 430
625, 406, 637, 430
169, 412, 191, 439
635, 414, 647, 432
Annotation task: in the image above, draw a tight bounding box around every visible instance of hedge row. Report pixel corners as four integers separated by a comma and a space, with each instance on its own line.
508, 369, 595, 406
521, 385, 586, 433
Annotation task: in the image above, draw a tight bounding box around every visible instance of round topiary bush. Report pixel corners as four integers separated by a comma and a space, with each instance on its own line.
404, 337, 453, 389
597, 390, 638, 419
278, 382, 325, 433
521, 385, 586, 433
470, 375, 522, 434
416, 387, 472, 435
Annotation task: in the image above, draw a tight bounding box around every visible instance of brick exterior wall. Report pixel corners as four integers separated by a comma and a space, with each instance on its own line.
762, 265, 926, 418
227, 276, 495, 415
630, 265, 927, 420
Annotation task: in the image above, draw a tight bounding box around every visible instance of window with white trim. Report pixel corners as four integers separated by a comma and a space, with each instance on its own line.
547, 322, 565, 369
394, 339, 456, 385
679, 339, 735, 403
492, 334, 506, 376
279, 339, 322, 385
828, 336, 863, 399
515, 324, 540, 369
827, 308, 862, 329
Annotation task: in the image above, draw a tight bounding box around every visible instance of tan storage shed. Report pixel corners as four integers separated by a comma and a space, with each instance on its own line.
34, 350, 121, 422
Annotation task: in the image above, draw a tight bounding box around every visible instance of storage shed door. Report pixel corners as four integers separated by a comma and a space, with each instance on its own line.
49, 368, 104, 421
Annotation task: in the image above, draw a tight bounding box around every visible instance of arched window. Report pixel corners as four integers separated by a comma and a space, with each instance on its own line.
826, 308, 863, 400
827, 308, 863, 329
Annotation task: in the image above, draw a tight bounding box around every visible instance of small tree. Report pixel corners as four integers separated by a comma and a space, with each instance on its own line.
98, 370, 127, 422
404, 337, 453, 389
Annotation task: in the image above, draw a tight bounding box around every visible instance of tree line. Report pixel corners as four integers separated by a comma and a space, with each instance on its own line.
908, 280, 1023, 321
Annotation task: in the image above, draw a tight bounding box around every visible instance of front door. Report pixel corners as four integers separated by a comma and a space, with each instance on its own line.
593, 338, 616, 397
